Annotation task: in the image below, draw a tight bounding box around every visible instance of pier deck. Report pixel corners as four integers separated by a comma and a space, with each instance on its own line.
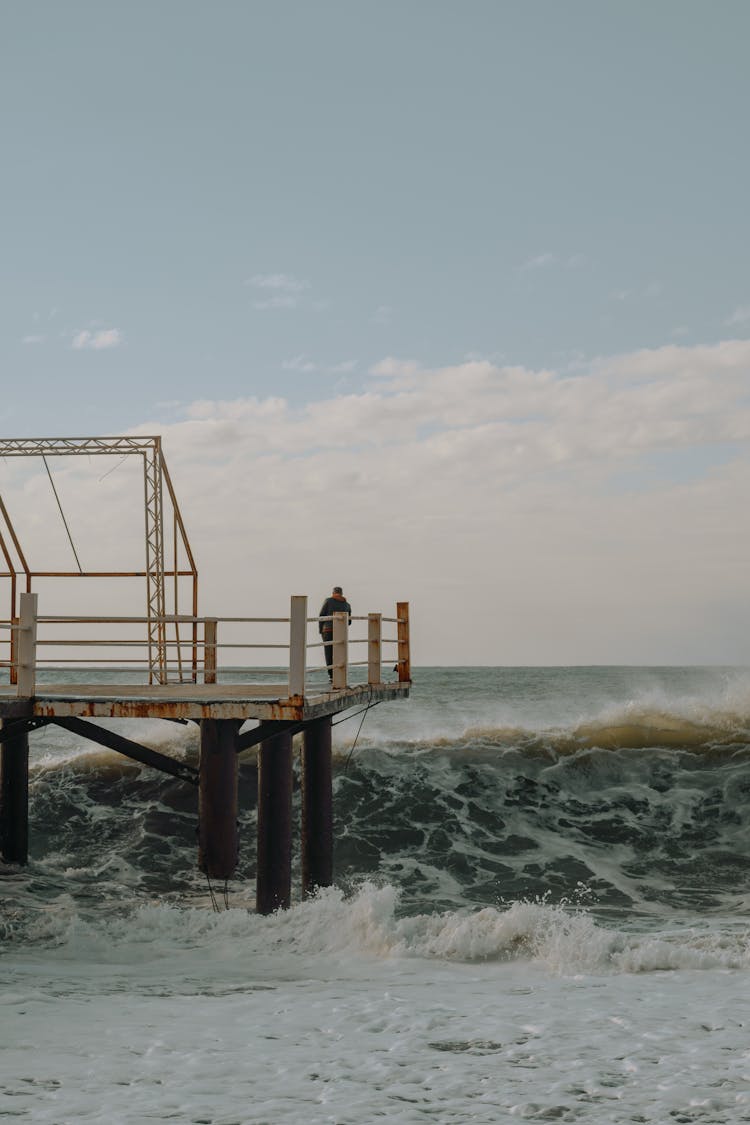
0, 679, 410, 721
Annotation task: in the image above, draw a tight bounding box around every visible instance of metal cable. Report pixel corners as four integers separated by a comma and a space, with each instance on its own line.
42, 455, 83, 573
343, 686, 375, 773
205, 871, 221, 913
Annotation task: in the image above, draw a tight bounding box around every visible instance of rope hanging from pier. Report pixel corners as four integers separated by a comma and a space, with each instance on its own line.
42, 455, 83, 573
343, 687, 376, 773
205, 872, 231, 913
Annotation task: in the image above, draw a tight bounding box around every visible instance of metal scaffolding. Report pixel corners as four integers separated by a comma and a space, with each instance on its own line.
0, 436, 198, 684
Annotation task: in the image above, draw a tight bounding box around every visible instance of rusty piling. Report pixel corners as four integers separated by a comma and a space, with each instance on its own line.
301, 716, 333, 897
198, 719, 240, 879
256, 729, 293, 914
0, 717, 30, 864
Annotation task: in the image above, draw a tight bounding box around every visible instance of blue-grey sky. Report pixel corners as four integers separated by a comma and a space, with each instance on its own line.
1, 1, 749, 663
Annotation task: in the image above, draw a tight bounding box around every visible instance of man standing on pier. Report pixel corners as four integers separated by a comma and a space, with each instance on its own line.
319, 586, 351, 683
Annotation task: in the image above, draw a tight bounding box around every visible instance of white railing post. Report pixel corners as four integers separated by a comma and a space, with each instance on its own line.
368, 612, 382, 685
332, 611, 348, 690
17, 592, 38, 698
288, 595, 307, 697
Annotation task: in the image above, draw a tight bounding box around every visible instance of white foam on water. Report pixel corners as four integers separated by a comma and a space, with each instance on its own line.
2, 886, 750, 1124
14, 882, 750, 974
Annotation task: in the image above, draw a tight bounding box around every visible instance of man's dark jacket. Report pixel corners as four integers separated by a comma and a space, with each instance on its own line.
318, 595, 352, 639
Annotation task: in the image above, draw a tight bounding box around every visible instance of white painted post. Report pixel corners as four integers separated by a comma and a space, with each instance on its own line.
332, 611, 348, 690
368, 613, 382, 685
288, 595, 308, 697
17, 592, 38, 698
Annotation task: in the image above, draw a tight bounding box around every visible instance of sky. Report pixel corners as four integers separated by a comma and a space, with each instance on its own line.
1, 0, 749, 665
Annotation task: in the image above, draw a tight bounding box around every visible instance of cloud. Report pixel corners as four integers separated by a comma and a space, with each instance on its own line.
281, 356, 357, 376
282, 355, 318, 374
247, 273, 310, 293
725, 305, 750, 327
611, 281, 663, 303
522, 252, 557, 270
72, 328, 122, 350
371, 305, 393, 325
247, 273, 311, 310
9, 338, 748, 664
22, 334, 45, 344
369, 357, 421, 378
521, 253, 586, 271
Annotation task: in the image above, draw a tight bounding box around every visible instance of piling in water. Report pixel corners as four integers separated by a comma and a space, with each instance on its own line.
301, 715, 333, 896
0, 718, 30, 864
198, 719, 240, 879
256, 729, 293, 914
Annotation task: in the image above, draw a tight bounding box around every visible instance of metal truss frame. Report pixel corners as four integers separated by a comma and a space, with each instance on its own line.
0, 436, 198, 684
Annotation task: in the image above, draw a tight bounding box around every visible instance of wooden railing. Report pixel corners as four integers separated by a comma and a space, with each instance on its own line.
0, 593, 411, 698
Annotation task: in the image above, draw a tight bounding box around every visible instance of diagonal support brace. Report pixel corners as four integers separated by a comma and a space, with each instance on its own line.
237, 720, 307, 754
50, 716, 198, 786
0, 717, 53, 745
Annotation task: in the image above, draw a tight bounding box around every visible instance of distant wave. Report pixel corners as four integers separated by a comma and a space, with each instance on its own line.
350, 705, 750, 755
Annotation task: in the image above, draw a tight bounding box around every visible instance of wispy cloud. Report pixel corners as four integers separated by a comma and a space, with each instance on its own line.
725, 305, 750, 327
72, 328, 123, 350
22, 334, 45, 345
371, 305, 393, 325
331, 359, 357, 375
282, 356, 358, 375
247, 273, 311, 310
521, 252, 586, 271
282, 354, 318, 373
247, 273, 310, 293
522, 252, 557, 270
611, 281, 663, 302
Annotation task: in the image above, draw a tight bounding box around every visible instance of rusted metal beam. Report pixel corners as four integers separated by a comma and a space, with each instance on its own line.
0, 436, 162, 457
49, 716, 198, 785
397, 601, 411, 683
0, 680, 409, 721
0, 494, 31, 576
28, 571, 195, 578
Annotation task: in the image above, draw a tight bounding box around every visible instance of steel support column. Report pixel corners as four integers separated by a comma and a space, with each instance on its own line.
0, 715, 31, 864
198, 719, 240, 879
301, 716, 333, 896
256, 730, 293, 914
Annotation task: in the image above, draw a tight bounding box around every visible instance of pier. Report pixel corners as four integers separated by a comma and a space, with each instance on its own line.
0, 437, 411, 910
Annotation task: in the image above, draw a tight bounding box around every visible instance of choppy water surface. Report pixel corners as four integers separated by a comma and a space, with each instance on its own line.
2, 666, 750, 1123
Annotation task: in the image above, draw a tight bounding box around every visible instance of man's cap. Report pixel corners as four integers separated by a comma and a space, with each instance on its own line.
333, 586, 343, 594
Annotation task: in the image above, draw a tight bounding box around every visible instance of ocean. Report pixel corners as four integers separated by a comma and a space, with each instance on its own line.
2, 666, 750, 1124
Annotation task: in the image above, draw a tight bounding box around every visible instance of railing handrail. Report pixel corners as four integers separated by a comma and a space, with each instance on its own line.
1, 594, 411, 697
36, 614, 292, 624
